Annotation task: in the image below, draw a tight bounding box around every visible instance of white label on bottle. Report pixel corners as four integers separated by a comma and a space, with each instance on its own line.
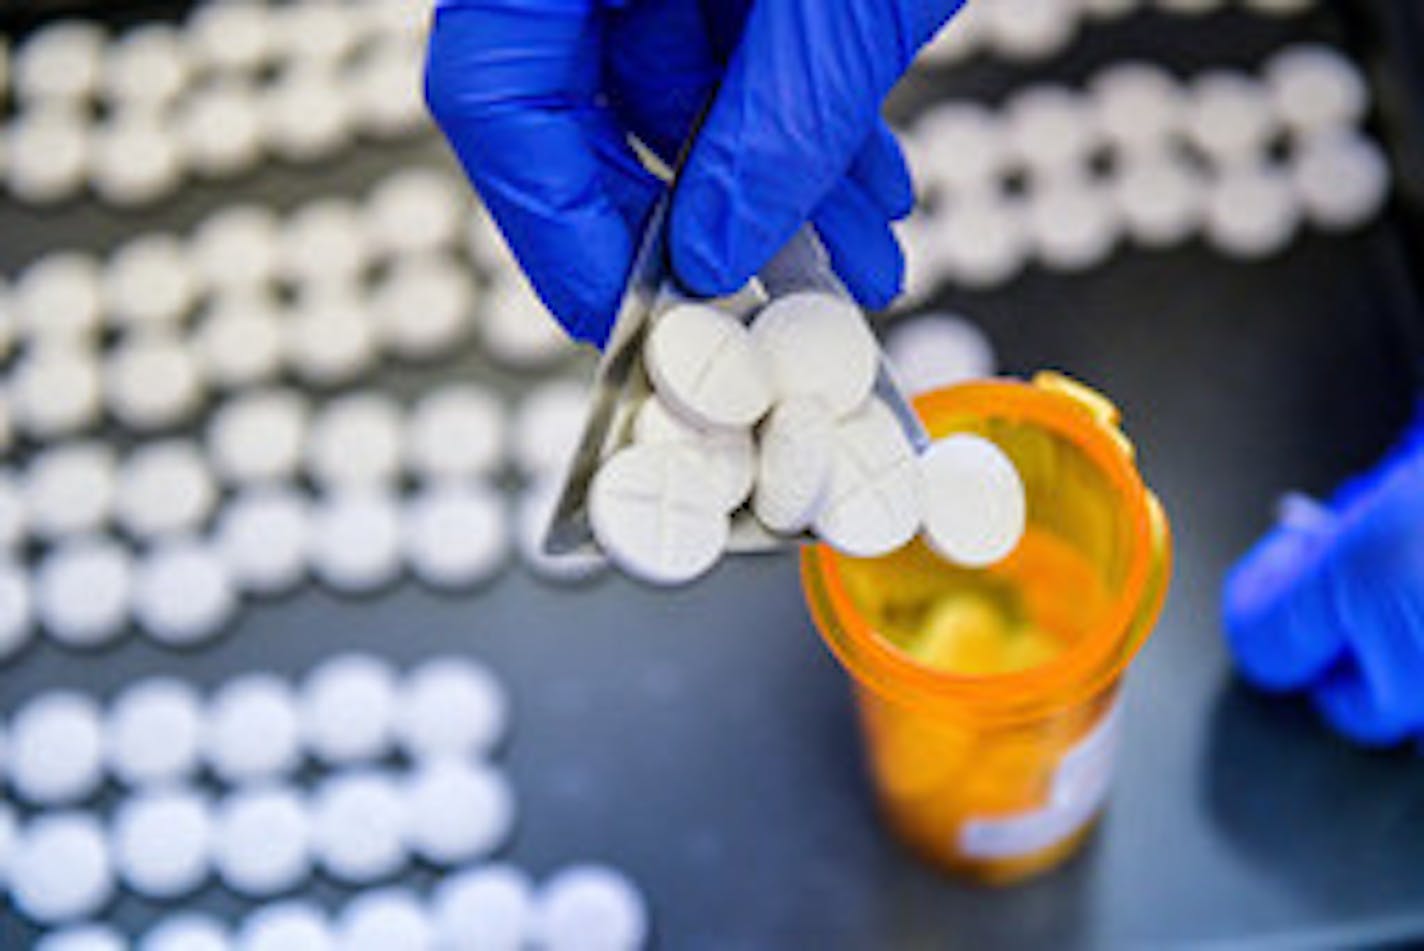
957, 698, 1123, 860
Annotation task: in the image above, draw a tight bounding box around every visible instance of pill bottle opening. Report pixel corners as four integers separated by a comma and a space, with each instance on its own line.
803, 377, 1170, 721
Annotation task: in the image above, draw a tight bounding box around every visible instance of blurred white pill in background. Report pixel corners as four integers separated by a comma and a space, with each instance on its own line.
980, 0, 1075, 63
105, 676, 204, 787
139, 913, 232, 951
35, 536, 132, 649
9, 344, 103, 439
911, 102, 1008, 198
310, 488, 404, 593
9, 812, 113, 924
205, 674, 302, 783
14, 20, 103, 105
347, 37, 431, 139
90, 111, 183, 207
884, 313, 997, 397
1005, 85, 1099, 177
1185, 71, 1278, 166
1289, 129, 1390, 232
279, 198, 372, 289
306, 392, 405, 489
105, 332, 206, 431
102, 233, 198, 330
299, 653, 398, 766
9, 691, 104, 805
24, 442, 115, 540
311, 769, 408, 884
185, 1, 273, 74
403, 759, 517, 865
534, 864, 650, 951
403, 483, 510, 590
1204, 160, 1301, 259
110, 785, 213, 899
405, 383, 507, 481
192, 292, 286, 390
34, 924, 125, 951
237, 900, 334, 951
133, 538, 236, 647
6, 107, 89, 204
190, 204, 281, 292
371, 254, 476, 360
481, 273, 577, 369
282, 289, 380, 387
365, 168, 466, 258
1266, 44, 1369, 137
207, 387, 310, 485
337, 887, 433, 951
1025, 171, 1122, 272
261, 65, 353, 163
176, 79, 266, 179
213, 785, 311, 897
1090, 62, 1186, 156
432, 864, 536, 951
395, 656, 509, 760
214, 486, 313, 596
513, 379, 589, 477
14, 252, 103, 344
1111, 147, 1206, 248
115, 441, 218, 540
270, 3, 360, 67
934, 191, 1030, 289
100, 23, 189, 110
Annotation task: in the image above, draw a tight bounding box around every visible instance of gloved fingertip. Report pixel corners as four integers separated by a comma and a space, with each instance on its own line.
813, 182, 906, 312
669, 178, 753, 298
853, 122, 917, 222
1311, 664, 1416, 748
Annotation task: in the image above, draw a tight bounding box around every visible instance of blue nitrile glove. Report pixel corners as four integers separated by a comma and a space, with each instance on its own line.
425, 0, 966, 345
1223, 404, 1424, 746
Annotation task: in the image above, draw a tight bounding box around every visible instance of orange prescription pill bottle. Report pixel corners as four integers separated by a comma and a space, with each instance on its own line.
801, 373, 1171, 885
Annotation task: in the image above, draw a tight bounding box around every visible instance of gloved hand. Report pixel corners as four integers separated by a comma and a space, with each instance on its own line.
1223, 404, 1424, 747
425, 0, 966, 345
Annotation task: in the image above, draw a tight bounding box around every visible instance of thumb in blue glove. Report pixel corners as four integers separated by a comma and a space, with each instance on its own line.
425, 0, 966, 345
1223, 404, 1424, 745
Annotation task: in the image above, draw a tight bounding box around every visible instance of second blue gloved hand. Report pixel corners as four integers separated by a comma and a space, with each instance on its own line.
425, 0, 965, 345
1223, 404, 1424, 746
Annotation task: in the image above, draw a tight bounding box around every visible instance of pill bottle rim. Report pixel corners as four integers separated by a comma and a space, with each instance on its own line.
801, 377, 1171, 724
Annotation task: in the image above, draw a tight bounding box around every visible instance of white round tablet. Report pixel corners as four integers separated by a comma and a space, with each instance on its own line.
133, 538, 237, 647
883, 313, 996, 396
205, 674, 303, 783
432, 864, 535, 951
364, 168, 466, 258
260, 65, 353, 163
185, 1, 273, 74
632, 397, 755, 513
140, 913, 232, 951
648, 302, 772, 428
978, 0, 1075, 62
111, 786, 213, 898
371, 254, 476, 360
1203, 161, 1301, 259
13, 252, 103, 344
34, 924, 125, 951
347, 37, 429, 140
920, 434, 1027, 568
813, 399, 923, 558
282, 292, 378, 387
512, 380, 587, 477
9, 691, 105, 805
24, 442, 116, 540
214, 486, 312, 595
34, 537, 131, 649
101, 24, 189, 109
480, 273, 577, 369
749, 292, 876, 418
589, 443, 729, 586
752, 397, 836, 536
104, 332, 206, 432
1185, 71, 1278, 165
311, 769, 408, 883
1266, 44, 1367, 136
933, 191, 1030, 289
1025, 172, 1121, 272
192, 293, 286, 390
310, 489, 404, 593
102, 233, 198, 329
14, 21, 104, 105
207, 388, 310, 485
307, 392, 405, 488
174, 78, 266, 179
90, 113, 183, 207
1112, 148, 1206, 248
115, 441, 218, 539
517, 477, 608, 584
9, 813, 113, 925
278, 199, 371, 288
213, 785, 311, 897
6, 107, 89, 204
9, 344, 103, 439
105, 676, 203, 786
1004, 85, 1099, 176
395, 656, 509, 760
534, 864, 650, 951
270, 3, 359, 66
299, 653, 398, 765
402, 758, 516, 866
189, 204, 281, 292
237, 901, 335, 951
405, 383, 506, 480
0, 561, 35, 662
403, 483, 510, 590
337, 887, 433, 951
1290, 129, 1389, 232
1090, 62, 1186, 156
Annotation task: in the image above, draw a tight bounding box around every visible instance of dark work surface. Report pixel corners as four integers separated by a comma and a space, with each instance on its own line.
4, 5, 1424, 951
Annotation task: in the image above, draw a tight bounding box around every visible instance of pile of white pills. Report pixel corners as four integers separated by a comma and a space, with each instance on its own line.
2, 2, 429, 206
586, 291, 1026, 585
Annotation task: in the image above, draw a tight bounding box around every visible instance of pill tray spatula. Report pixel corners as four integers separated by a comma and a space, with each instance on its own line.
542, 188, 928, 560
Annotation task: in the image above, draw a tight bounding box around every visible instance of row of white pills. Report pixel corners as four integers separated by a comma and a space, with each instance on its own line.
5, 760, 514, 921
0, 654, 506, 804
3, 38, 429, 207
36, 862, 647, 951
898, 126, 1388, 298
905, 46, 1370, 197
916, 0, 1315, 69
